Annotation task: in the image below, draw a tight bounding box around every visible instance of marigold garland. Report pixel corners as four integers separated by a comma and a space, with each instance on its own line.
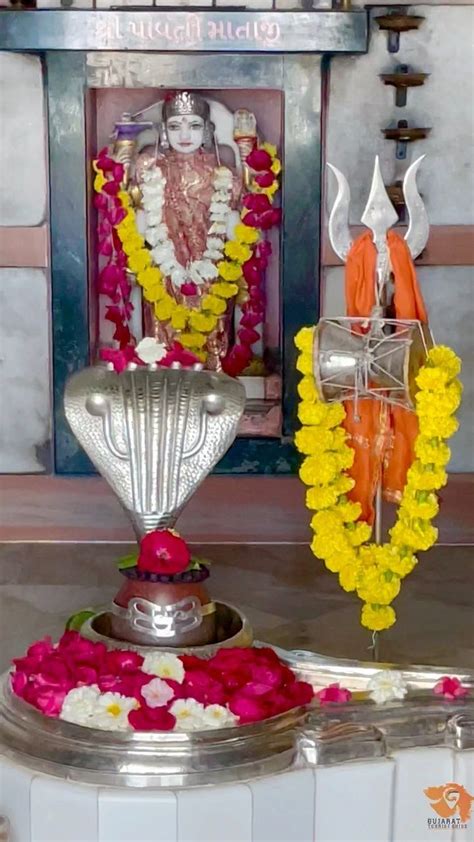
93, 142, 281, 370
294, 328, 462, 632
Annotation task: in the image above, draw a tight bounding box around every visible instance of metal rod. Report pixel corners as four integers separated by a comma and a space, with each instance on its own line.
371, 482, 383, 662
375, 481, 383, 545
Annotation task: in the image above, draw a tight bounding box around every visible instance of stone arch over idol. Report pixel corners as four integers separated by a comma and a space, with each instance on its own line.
92, 87, 284, 437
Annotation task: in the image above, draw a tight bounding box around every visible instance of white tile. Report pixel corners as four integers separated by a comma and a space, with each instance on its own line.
453, 750, 474, 842
215, 0, 273, 7
0, 758, 34, 842
177, 783, 252, 842
314, 759, 394, 842
250, 768, 315, 842
0, 268, 51, 473
392, 747, 455, 842
98, 788, 177, 842
0, 54, 47, 226
36, 0, 93, 6
31, 777, 98, 842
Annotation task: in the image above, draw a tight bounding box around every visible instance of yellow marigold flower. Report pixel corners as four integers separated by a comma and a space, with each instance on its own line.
296, 352, 313, 376
212, 282, 239, 299
217, 261, 242, 282
347, 521, 372, 546
357, 568, 401, 604
361, 604, 396, 632
138, 267, 162, 288
141, 281, 165, 303
154, 296, 174, 322
399, 489, 439, 520
414, 437, 451, 467
339, 564, 358, 592
179, 332, 207, 350
94, 171, 107, 192
416, 366, 449, 393
310, 510, 344, 534
306, 484, 340, 510
298, 401, 331, 427
261, 182, 279, 200
333, 499, 362, 522
295, 427, 336, 455
378, 546, 417, 579
116, 220, 137, 243
201, 294, 227, 316
262, 142, 277, 158
224, 241, 252, 263
128, 249, 152, 274
234, 224, 259, 245
324, 553, 348, 573
389, 519, 438, 551
170, 305, 189, 331
294, 327, 314, 354
324, 402, 347, 429
271, 158, 282, 176
335, 475, 355, 495
417, 414, 459, 439
427, 345, 461, 380
122, 237, 145, 257
189, 312, 218, 334
297, 375, 318, 403
416, 385, 461, 417
117, 190, 131, 207
311, 533, 353, 565
299, 454, 339, 486
335, 445, 355, 471
406, 462, 447, 491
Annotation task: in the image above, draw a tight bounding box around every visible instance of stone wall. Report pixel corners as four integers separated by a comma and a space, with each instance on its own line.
0, 4, 472, 472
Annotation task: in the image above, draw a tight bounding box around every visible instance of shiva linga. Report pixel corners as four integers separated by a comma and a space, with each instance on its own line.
64, 362, 252, 652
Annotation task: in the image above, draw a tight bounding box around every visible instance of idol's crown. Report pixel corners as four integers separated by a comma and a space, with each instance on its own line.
163, 91, 210, 121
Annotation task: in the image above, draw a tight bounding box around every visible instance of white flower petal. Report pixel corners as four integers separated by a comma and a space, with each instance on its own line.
170, 699, 205, 731
171, 267, 187, 287
136, 337, 167, 364
201, 704, 237, 729
142, 653, 185, 684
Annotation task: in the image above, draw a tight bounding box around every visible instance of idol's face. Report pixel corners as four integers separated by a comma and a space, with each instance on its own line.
166, 114, 205, 153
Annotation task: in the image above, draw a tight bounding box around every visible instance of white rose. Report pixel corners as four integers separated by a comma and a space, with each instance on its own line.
368, 670, 408, 704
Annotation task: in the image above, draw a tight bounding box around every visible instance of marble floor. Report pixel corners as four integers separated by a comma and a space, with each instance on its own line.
1, 542, 473, 673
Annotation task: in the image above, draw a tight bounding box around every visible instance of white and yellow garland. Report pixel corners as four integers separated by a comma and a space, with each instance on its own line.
294, 327, 462, 632
94, 143, 281, 361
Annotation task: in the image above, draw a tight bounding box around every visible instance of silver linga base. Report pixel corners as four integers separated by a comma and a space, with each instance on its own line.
81, 601, 253, 654
1, 643, 472, 788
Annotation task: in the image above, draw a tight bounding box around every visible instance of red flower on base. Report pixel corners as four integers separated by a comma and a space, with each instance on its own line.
433, 676, 470, 700
316, 683, 352, 706
137, 529, 191, 576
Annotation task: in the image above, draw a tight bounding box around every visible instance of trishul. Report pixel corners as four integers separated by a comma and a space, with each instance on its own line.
328, 155, 429, 306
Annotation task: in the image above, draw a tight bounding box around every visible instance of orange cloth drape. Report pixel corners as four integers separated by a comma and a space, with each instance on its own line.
343, 231, 428, 523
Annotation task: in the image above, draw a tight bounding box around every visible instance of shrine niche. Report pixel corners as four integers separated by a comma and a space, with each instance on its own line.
0, 11, 369, 473
91, 87, 283, 436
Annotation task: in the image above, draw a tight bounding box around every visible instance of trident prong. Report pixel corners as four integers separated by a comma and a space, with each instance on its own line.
403, 155, 429, 259
360, 156, 398, 243
327, 163, 353, 262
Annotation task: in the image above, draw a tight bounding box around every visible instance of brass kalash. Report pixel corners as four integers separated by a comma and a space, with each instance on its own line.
0, 158, 472, 788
